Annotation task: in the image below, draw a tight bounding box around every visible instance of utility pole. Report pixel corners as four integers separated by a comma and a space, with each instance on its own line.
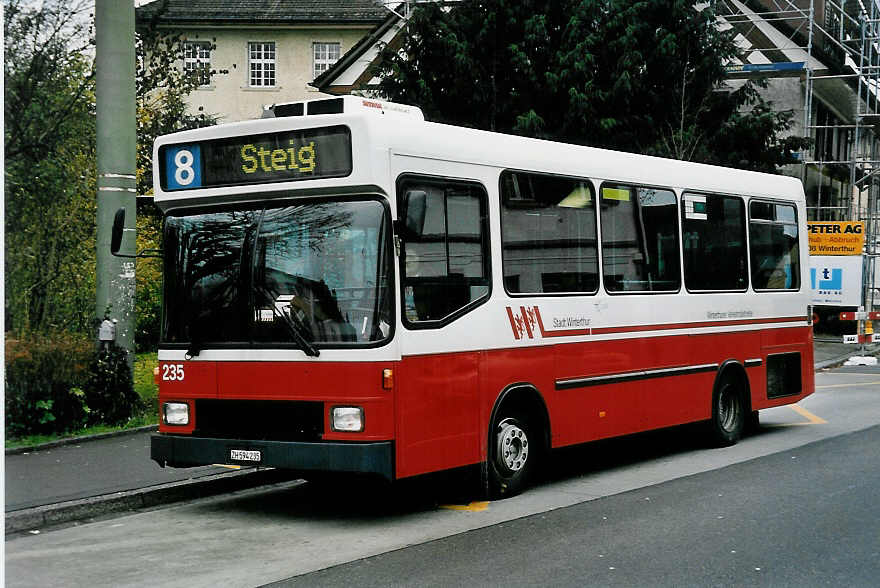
95, 0, 136, 361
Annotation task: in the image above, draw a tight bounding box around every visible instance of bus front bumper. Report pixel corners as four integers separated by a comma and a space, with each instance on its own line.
151, 434, 394, 481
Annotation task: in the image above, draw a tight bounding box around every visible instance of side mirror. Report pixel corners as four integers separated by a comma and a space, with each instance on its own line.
402, 190, 427, 238
109, 204, 163, 259
111, 208, 126, 255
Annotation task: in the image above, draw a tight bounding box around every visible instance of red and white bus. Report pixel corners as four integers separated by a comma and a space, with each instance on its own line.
142, 96, 814, 497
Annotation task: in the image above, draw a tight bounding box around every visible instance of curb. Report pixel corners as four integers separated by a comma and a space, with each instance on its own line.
5, 425, 159, 456
5, 468, 300, 536
815, 355, 857, 370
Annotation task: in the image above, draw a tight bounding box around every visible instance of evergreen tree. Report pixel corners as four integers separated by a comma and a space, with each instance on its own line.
375, 0, 808, 171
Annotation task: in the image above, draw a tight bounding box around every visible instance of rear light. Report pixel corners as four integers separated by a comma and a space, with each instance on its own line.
163, 402, 190, 426
331, 406, 364, 432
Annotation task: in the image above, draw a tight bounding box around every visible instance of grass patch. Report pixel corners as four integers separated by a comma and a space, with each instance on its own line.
5, 351, 160, 450
4, 416, 158, 450
134, 351, 159, 420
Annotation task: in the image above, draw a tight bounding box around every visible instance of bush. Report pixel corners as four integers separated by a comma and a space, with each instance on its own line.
85, 344, 141, 425
5, 333, 142, 438
5, 332, 93, 437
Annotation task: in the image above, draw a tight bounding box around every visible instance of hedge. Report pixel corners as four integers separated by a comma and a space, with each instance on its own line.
5, 332, 141, 438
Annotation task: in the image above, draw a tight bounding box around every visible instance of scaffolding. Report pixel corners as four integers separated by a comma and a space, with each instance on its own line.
718, 0, 880, 330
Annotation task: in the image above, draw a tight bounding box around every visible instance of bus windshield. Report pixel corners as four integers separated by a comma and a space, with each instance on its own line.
162, 198, 393, 351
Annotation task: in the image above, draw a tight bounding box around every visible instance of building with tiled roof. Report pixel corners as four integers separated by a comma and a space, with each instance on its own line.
137, 0, 389, 122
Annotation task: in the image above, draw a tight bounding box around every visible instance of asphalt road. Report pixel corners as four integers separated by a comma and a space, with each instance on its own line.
275, 425, 880, 587
5, 365, 880, 587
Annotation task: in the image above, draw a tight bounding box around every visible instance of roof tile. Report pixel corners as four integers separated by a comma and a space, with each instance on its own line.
137, 0, 388, 25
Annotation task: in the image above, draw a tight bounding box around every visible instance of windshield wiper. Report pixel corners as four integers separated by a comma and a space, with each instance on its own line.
255, 286, 320, 358
185, 338, 202, 359
248, 209, 318, 357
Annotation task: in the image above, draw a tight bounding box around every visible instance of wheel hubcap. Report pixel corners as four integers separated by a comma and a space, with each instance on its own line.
496, 419, 529, 473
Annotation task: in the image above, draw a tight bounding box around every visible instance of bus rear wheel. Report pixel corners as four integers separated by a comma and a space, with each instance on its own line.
489, 413, 535, 498
710, 373, 746, 446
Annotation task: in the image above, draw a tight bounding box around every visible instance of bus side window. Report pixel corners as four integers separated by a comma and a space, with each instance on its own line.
500, 170, 598, 295
749, 201, 800, 290
682, 193, 748, 291
399, 177, 490, 326
600, 183, 680, 293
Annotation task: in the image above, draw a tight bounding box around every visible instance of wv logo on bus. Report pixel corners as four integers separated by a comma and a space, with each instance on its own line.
506, 306, 593, 341
507, 306, 541, 341
506, 306, 541, 340
810, 267, 843, 291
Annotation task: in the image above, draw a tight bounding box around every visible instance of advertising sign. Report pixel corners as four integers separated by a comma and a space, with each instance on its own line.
810, 255, 863, 306
807, 221, 865, 256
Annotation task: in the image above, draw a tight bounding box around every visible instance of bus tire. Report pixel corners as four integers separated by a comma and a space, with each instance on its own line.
746, 410, 760, 435
710, 372, 746, 447
488, 411, 535, 498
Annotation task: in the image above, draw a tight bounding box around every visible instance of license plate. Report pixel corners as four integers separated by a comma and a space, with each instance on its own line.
229, 449, 261, 462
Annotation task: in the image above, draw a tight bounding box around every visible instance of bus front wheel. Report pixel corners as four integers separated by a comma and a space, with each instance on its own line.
489, 413, 534, 498
710, 372, 746, 446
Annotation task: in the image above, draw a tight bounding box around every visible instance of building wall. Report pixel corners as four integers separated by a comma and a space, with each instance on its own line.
180, 26, 374, 123
762, 78, 807, 130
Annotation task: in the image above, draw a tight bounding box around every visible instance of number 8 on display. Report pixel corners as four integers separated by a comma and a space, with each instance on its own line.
165, 145, 202, 190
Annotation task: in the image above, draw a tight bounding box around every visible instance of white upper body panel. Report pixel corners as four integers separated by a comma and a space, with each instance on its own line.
154, 98, 809, 362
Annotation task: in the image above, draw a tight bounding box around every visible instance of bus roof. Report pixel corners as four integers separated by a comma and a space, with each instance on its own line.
376, 118, 804, 201
153, 98, 804, 206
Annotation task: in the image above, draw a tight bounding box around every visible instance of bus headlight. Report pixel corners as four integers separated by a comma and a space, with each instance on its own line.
163, 402, 190, 426
331, 406, 364, 432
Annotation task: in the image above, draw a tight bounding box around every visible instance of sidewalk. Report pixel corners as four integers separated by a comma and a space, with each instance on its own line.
5, 339, 876, 534
6, 431, 228, 511
814, 339, 878, 369
4, 430, 296, 534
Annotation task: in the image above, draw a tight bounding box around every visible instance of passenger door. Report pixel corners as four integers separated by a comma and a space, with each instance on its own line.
394, 174, 491, 478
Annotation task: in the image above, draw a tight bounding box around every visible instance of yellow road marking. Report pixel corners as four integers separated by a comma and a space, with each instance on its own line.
212, 464, 242, 470
816, 380, 880, 389
789, 404, 828, 424
439, 501, 489, 512
765, 404, 828, 428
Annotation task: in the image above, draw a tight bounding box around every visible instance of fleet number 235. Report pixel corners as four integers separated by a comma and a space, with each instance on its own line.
162, 364, 185, 381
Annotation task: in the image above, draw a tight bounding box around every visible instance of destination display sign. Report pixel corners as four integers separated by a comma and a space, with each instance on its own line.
159, 125, 352, 191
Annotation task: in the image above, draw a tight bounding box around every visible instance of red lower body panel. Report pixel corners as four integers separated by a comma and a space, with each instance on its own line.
158, 326, 814, 480
394, 326, 813, 478
157, 361, 396, 441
